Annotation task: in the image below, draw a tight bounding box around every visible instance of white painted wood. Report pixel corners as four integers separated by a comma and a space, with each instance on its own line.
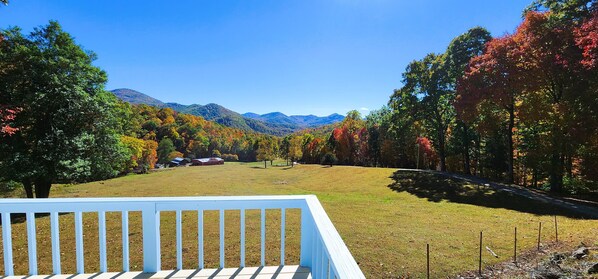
26, 212, 37, 275
176, 210, 182, 270
142, 207, 160, 273
304, 195, 364, 278
240, 209, 245, 268
197, 210, 203, 269
50, 212, 61, 274
300, 207, 313, 268
281, 208, 286, 266
2, 212, 14, 276
98, 211, 107, 272
122, 211, 129, 272
75, 212, 84, 274
315, 238, 321, 279
260, 208, 265, 267
219, 209, 224, 268
0, 195, 363, 277
1, 265, 312, 279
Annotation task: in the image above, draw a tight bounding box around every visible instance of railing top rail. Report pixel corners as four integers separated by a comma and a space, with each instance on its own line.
305, 196, 365, 278
0, 195, 315, 204
0, 195, 313, 213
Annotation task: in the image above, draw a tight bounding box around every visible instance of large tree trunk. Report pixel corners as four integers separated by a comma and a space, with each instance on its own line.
34, 179, 52, 198
506, 105, 515, 184
23, 179, 34, 198
462, 122, 471, 175
549, 128, 564, 192
438, 130, 447, 172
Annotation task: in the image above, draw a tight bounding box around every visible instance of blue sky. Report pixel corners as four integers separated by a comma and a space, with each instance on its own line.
0, 0, 530, 116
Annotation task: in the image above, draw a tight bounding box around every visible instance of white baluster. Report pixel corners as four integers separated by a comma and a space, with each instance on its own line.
99, 211, 107, 272
176, 210, 183, 270
281, 208, 286, 266
219, 209, 225, 268
240, 209, 245, 268
50, 212, 61, 274
122, 211, 129, 272
2, 212, 14, 276
26, 212, 37, 275
198, 210, 203, 269
261, 208, 266, 266
75, 212, 84, 274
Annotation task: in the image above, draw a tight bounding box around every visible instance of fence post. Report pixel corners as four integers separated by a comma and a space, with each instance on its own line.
142, 203, 161, 272
537, 222, 542, 251
300, 204, 314, 268
479, 231, 483, 276
514, 227, 517, 265
426, 244, 430, 279
554, 216, 558, 243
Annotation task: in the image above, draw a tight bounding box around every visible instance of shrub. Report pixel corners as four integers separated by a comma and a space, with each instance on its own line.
321, 152, 338, 166
221, 154, 239, 161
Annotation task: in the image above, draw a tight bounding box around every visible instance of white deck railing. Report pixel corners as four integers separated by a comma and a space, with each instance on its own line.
0, 195, 364, 278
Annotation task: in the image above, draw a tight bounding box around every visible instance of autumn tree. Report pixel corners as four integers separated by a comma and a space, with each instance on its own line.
256, 137, 276, 168
288, 136, 303, 167
457, 35, 524, 183
514, 11, 589, 192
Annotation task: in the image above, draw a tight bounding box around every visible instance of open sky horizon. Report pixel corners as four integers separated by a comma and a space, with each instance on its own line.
1, 0, 531, 117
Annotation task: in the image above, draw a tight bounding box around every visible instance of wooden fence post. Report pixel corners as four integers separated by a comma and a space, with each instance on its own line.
426, 243, 430, 279
537, 222, 542, 251
514, 227, 517, 265
479, 231, 483, 276
554, 216, 558, 243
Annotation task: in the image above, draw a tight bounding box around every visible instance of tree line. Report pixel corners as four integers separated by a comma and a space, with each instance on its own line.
278, 0, 598, 194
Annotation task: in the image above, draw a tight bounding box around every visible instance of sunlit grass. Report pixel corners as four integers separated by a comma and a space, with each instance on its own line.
1, 162, 596, 278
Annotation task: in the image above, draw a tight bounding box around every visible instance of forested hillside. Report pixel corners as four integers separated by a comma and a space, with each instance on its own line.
112, 89, 342, 136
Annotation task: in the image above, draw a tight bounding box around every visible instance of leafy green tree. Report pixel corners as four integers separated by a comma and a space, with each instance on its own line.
321, 152, 337, 167
399, 53, 453, 171
445, 27, 492, 175
0, 21, 130, 198
157, 138, 175, 163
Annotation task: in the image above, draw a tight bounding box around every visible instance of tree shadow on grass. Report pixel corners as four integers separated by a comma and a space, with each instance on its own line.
387, 171, 589, 219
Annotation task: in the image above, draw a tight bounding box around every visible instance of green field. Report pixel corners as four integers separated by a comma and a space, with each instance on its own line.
1, 162, 597, 278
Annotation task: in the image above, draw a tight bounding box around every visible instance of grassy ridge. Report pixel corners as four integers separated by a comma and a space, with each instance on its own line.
1, 162, 596, 278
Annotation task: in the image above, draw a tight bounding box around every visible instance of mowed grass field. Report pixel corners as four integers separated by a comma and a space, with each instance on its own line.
1, 162, 597, 278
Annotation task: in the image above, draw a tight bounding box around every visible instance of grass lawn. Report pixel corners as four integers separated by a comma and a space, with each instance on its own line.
1, 162, 596, 278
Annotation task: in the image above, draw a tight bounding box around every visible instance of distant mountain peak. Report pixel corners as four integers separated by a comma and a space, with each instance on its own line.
111, 88, 344, 135
243, 111, 344, 128
111, 88, 165, 107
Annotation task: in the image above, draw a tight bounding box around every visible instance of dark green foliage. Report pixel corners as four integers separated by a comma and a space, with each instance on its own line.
157, 138, 175, 163
321, 152, 337, 166
0, 21, 130, 197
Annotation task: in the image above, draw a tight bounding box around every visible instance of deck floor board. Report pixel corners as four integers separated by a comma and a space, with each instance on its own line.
2, 266, 311, 279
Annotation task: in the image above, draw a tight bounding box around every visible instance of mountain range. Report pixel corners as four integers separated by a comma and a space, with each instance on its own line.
111, 88, 344, 136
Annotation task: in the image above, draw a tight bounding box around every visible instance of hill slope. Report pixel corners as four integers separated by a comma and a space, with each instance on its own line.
242, 112, 344, 128
110, 88, 344, 135
111, 88, 165, 107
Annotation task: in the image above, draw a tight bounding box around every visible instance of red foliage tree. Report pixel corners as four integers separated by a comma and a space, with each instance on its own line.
0, 105, 20, 135
575, 11, 598, 68
457, 35, 525, 183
